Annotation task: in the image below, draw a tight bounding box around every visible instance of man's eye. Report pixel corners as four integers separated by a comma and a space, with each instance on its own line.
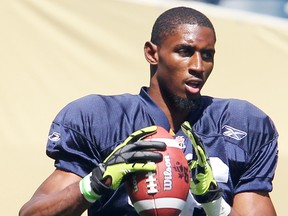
178, 48, 194, 57
202, 51, 214, 61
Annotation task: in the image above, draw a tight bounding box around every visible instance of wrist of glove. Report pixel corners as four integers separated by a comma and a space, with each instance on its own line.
80, 126, 166, 203
181, 121, 222, 204
192, 180, 223, 203
202, 196, 231, 216
79, 164, 111, 203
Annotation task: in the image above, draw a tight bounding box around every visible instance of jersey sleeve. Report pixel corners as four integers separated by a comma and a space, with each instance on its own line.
232, 101, 279, 194
46, 96, 102, 178
234, 136, 278, 193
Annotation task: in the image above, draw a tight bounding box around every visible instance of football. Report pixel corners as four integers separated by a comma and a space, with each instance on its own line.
125, 126, 190, 216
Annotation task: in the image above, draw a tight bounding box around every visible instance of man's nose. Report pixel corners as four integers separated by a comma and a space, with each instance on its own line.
189, 52, 204, 73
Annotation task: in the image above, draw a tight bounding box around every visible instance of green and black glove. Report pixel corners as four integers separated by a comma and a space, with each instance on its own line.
181, 121, 222, 204
80, 126, 166, 203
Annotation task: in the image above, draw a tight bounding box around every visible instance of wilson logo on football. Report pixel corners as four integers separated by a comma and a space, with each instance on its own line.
163, 155, 172, 191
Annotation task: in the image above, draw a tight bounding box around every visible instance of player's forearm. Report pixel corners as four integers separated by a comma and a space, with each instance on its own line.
228, 208, 241, 216
19, 182, 90, 216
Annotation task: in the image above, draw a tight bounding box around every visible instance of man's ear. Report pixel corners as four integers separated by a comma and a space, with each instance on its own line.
144, 41, 158, 65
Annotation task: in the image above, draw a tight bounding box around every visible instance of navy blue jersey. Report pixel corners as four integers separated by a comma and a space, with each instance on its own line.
47, 87, 278, 216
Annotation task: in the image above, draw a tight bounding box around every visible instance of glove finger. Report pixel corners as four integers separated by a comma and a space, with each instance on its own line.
197, 145, 207, 166
188, 160, 197, 170
191, 130, 207, 156
125, 126, 158, 144
182, 121, 209, 167
104, 126, 158, 164
102, 162, 157, 190
181, 122, 201, 161
126, 162, 157, 172
109, 140, 166, 159
126, 151, 163, 163
105, 150, 163, 165
131, 140, 166, 151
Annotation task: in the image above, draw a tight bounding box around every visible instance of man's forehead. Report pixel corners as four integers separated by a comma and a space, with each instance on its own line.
163, 24, 216, 46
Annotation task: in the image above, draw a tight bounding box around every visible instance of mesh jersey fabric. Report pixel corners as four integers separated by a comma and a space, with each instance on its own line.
46, 87, 278, 216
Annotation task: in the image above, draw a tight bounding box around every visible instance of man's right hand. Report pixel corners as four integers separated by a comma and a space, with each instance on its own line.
79, 126, 166, 203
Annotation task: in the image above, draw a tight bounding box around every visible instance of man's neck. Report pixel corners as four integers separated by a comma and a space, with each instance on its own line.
167, 106, 190, 132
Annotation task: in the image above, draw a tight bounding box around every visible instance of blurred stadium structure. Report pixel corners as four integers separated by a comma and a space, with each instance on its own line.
195, 0, 288, 18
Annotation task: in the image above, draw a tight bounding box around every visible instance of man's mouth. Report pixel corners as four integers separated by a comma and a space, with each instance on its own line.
185, 80, 203, 94
187, 82, 200, 88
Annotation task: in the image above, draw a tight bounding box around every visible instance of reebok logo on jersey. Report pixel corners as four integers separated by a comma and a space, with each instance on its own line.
222, 125, 247, 140
48, 132, 61, 142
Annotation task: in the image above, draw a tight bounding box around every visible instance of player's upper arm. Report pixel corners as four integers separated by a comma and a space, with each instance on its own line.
232, 191, 276, 216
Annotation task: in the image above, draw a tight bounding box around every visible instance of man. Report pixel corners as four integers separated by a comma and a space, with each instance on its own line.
19, 6, 278, 216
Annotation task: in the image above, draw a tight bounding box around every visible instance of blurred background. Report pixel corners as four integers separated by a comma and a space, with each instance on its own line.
194, 0, 288, 18
1, 0, 287, 215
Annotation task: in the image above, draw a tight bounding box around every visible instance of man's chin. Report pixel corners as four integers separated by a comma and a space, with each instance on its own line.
171, 95, 201, 112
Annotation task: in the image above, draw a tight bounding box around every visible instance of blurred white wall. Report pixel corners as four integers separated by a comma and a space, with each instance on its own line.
1, 0, 287, 215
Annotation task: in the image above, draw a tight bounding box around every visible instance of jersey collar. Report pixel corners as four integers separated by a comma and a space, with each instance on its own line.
138, 87, 171, 132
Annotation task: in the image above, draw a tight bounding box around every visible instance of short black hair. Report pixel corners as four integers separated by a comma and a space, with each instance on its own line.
151, 6, 216, 45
